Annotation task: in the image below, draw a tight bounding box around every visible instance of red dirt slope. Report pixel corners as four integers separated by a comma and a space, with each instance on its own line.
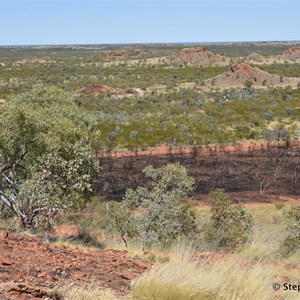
172, 47, 230, 66
76, 85, 143, 97
281, 46, 300, 59
0, 231, 150, 299
205, 62, 298, 88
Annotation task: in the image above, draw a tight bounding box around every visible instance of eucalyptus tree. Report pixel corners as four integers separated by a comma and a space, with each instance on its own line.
0, 85, 100, 230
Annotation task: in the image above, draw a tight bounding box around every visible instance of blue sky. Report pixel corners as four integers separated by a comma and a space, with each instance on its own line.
0, 1, 299, 45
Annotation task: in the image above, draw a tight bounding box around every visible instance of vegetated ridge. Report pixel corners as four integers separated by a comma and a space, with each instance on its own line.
280, 46, 300, 60
205, 62, 299, 88
172, 46, 231, 66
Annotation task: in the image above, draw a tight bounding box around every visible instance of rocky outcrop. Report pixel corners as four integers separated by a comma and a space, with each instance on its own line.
205, 62, 298, 88
172, 47, 230, 66
281, 46, 300, 59
0, 231, 151, 299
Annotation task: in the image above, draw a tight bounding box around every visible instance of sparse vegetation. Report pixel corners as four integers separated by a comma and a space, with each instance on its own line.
0, 42, 300, 299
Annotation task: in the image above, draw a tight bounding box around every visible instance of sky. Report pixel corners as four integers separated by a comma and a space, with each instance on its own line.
0, 0, 299, 45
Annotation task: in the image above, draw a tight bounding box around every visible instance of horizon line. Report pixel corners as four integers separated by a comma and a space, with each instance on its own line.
1, 40, 300, 48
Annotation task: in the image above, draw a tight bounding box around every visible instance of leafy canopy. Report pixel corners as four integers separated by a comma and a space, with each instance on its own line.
0, 85, 100, 228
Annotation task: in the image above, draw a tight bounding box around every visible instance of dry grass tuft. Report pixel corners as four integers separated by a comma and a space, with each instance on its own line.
130, 253, 300, 300
50, 284, 118, 300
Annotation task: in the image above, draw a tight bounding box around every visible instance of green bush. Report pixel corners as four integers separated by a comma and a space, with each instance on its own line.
204, 189, 253, 251
274, 203, 285, 210
111, 164, 197, 250
280, 206, 300, 256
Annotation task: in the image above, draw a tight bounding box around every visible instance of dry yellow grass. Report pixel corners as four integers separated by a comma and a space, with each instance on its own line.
130, 205, 300, 300
51, 284, 118, 300
130, 255, 300, 300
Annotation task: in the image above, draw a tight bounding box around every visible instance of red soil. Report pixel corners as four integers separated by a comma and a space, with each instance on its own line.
76, 85, 112, 96
76, 85, 142, 97
0, 231, 151, 299
97, 140, 299, 159
53, 225, 78, 237
194, 192, 300, 210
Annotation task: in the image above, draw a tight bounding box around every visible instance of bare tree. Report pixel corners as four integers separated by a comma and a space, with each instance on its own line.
252, 151, 286, 196
291, 152, 300, 193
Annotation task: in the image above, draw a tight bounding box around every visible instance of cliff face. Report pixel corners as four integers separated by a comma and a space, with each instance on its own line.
97, 142, 300, 201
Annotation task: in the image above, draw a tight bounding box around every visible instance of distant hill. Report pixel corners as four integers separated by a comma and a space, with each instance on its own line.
205, 62, 299, 88
172, 47, 231, 66
280, 46, 300, 60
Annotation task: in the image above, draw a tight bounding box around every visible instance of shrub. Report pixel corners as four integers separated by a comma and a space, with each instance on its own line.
274, 203, 285, 210
280, 206, 300, 256
112, 164, 197, 250
204, 189, 253, 251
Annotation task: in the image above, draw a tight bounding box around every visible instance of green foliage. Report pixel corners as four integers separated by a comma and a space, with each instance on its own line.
280, 206, 300, 256
256, 63, 300, 78
244, 79, 253, 89
1, 45, 300, 150
111, 164, 197, 250
0, 85, 100, 230
274, 203, 285, 210
1, 45, 300, 151
204, 189, 253, 251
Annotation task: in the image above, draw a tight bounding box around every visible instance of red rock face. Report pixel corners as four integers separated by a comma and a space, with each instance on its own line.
230, 62, 257, 77
0, 231, 151, 299
281, 46, 300, 59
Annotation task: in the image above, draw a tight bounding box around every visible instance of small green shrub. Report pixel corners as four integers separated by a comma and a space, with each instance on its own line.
275, 203, 285, 210
280, 206, 300, 256
111, 164, 197, 250
204, 189, 253, 251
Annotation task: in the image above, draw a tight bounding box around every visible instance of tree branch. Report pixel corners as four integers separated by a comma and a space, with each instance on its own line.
0, 186, 18, 216
0, 148, 27, 174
